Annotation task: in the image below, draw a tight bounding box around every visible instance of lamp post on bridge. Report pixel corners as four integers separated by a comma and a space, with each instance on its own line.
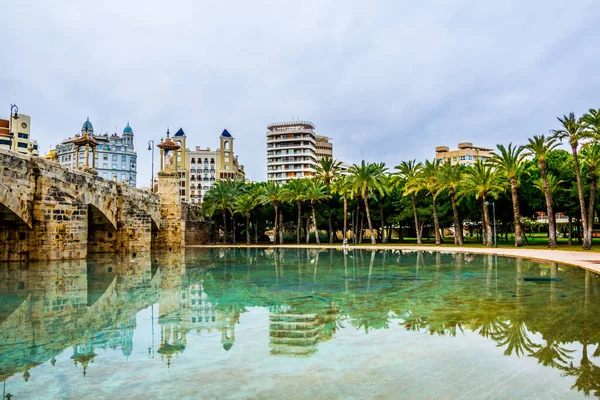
147, 140, 154, 192
9, 104, 19, 151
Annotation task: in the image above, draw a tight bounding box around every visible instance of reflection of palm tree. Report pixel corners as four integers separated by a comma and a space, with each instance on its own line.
531, 338, 574, 370
493, 320, 537, 357
563, 344, 600, 397
478, 318, 506, 339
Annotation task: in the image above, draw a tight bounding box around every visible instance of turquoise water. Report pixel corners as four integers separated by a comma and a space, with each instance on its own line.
1, 248, 599, 399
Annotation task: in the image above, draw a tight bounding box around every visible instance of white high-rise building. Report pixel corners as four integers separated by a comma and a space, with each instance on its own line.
266, 121, 319, 184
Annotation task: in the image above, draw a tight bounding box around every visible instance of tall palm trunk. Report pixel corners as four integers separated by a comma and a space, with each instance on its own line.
273, 204, 278, 245
342, 194, 348, 242
328, 212, 334, 244
432, 195, 441, 245
254, 214, 259, 244
296, 201, 302, 244
449, 188, 463, 246
379, 202, 387, 244
587, 166, 596, 245
245, 214, 251, 245
411, 194, 422, 244
279, 212, 284, 244
305, 214, 310, 243
482, 195, 493, 246
363, 194, 377, 245
509, 176, 523, 247
568, 215, 573, 245
539, 159, 557, 248
311, 201, 320, 244
571, 143, 591, 249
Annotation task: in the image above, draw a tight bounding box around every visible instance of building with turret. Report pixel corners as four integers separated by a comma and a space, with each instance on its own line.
55, 118, 137, 185
165, 128, 245, 203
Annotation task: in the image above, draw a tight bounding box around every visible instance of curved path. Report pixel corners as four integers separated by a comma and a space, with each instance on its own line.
188, 244, 600, 274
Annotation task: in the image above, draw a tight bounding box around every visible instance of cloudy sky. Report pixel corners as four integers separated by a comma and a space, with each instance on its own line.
2, 1, 599, 186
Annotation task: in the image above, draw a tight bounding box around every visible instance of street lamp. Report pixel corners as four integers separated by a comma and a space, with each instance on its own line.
147, 140, 154, 192
9, 104, 19, 151
485, 201, 497, 247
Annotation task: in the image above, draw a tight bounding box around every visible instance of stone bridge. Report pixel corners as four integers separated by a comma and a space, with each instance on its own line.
0, 149, 204, 261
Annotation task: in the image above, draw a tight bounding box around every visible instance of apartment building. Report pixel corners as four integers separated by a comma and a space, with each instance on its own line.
0, 114, 39, 155
435, 142, 492, 166
266, 120, 320, 184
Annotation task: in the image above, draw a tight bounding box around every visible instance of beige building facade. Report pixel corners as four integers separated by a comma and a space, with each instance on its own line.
315, 135, 333, 161
0, 114, 39, 156
435, 142, 492, 166
171, 128, 245, 203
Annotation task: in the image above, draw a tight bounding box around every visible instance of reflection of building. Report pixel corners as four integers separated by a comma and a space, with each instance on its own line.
55, 118, 137, 185
166, 128, 245, 203
435, 142, 492, 166
158, 281, 239, 367
0, 114, 39, 155
266, 121, 319, 184
269, 312, 322, 357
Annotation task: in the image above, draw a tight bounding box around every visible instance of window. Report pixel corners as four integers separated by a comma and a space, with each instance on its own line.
112, 155, 117, 161
103, 154, 108, 160
121, 174, 126, 181
112, 164, 117, 169
18, 133, 28, 139
122, 155, 127, 162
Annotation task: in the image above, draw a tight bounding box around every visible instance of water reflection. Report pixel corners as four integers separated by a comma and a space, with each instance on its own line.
1, 248, 600, 397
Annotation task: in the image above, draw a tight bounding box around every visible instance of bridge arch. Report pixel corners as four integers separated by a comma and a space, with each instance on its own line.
0, 182, 32, 228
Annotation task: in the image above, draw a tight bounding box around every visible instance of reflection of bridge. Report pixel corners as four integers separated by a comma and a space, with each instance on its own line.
0, 149, 204, 261
0, 254, 162, 382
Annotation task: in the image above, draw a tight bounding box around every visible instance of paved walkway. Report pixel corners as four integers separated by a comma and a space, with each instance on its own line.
188, 244, 600, 274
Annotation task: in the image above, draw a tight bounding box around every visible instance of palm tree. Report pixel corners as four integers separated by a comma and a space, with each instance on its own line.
303, 180, 330, 244
282, 179, 307, 244
314, 156, 343, 243
234, 193, 259, 245
417, 159, 443, 245
553, 112, 592, 249
438, 161, 464, 246
533, 173, 564, 199
395, 160, 423, 244
332, 175, 352, 242
580, 143, 600, 238
202, 180, 235, 244
375, 164, 391, 243
489, 143, 526, 247
464, 161, 504, 246
349, 161, 387, 245
261, 182, 285, 244
248, 182, 266, 244
524, 135, 560, 248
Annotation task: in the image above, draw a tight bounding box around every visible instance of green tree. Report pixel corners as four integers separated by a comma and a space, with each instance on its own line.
580, 143, 600, 239
524, 135, 560, 248
202, 180, 238, 244
349, 161, 387, 245
417, 159, 443, 245
304, 180, 330, 244
332, 175, 352, 242
438, 162, 464, 246
261, 182, 286, 244
234, 193, 260, 245
489, 143, 527, 247
464, 161, 504, 246
282, 179, 307, 244
314, 157, 343, 243
552, 112, 592, 249
395, 160, 424, 244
